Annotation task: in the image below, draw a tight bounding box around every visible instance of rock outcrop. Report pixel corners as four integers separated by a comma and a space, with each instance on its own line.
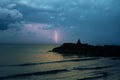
52, 39, 120, 57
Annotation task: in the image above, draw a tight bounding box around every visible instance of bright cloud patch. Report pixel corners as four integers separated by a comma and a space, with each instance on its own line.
24, 23, 56, 30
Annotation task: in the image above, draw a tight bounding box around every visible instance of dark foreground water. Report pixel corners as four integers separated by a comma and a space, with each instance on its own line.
0, 44, 120, 80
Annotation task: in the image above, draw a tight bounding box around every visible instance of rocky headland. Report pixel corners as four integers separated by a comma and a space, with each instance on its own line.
52, 39, 120, 57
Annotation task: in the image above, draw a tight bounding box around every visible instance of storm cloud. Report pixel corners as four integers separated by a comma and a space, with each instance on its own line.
1, 0, 120, 29
14, 0, 120, 29
0, 7, 23, 30
0, 0, 120, 44
0, 0, 24, 30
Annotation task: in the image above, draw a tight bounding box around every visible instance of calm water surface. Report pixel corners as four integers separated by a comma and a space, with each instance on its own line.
0, 44, 120, 80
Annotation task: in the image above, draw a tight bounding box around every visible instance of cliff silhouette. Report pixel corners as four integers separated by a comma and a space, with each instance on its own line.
52, 39, 120, 57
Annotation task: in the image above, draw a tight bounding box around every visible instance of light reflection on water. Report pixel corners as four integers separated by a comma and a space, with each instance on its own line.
0, 44, 63, 64
0, 44, 120, 80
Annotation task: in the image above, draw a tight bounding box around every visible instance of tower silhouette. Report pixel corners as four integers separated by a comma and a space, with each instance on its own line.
77, 39, 81, 45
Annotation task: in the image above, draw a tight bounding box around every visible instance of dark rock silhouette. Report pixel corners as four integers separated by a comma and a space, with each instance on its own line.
52, 39, 120, 57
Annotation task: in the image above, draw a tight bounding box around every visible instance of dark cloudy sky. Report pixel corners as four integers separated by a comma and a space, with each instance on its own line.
0, 0, 120, 45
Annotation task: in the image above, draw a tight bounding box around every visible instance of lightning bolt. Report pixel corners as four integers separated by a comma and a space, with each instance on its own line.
54, 30, 58, 43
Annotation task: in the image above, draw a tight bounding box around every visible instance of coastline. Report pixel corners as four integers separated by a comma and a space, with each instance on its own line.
52, 39, 120, 57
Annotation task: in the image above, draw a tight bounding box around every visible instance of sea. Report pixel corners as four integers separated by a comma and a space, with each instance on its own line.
0, 44, 120, 80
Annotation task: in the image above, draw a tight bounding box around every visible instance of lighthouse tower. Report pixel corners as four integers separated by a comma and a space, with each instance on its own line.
77, 39, 81, 45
